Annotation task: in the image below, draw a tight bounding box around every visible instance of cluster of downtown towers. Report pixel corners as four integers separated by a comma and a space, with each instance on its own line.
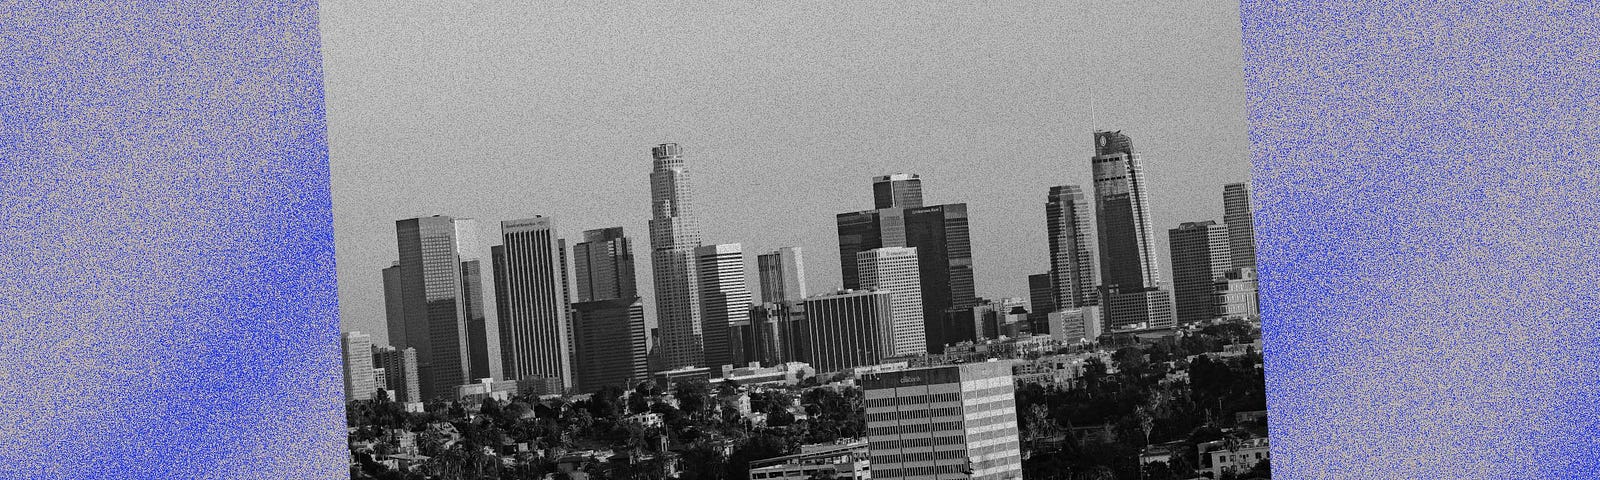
344, 131, 1261, 404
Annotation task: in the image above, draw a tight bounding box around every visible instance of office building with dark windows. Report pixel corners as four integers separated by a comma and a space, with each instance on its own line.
757, 246, 808, 304
570, 227, 649, 393
1222, 182, 1257, 271
1169, 220, 1232, 324
491, 216, 574, 391
1090, 131, 1175, 330
862, 362, 1023, 480
392, 215, 496, 401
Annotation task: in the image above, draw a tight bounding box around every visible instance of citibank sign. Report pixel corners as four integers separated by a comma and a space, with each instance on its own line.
900, 376, 921, 384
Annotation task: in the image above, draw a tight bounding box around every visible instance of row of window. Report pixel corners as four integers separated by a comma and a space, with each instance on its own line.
873, 464, 968, 479
865, 407, 961, 423
868, 421, 964, 437
869, 434, 966, 451
865, 392, 959, 407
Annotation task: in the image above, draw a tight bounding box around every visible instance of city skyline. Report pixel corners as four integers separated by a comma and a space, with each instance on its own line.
325, 2, 1253, 339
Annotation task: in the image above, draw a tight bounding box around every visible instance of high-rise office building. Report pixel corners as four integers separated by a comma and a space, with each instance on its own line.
1027, 273, 1054, 334
862, 362, 1024, 480
857, 247, 926, 357
342, 331, 376, 402
745, 301, 804, 366
1090, 131, 1174, 330
373, 345, 421, 404
1223, 183, 1258, 271
382, 262, 405, 347
491, 216, 574, 391
873, 173, 924, 210
1046, 185, 1099, 309
1048, 306, 1103, 343
757, 247, 808, 304
796, 289, 894, 374
393, 215, 496, 401
696, 243, 752, 373
570, 227, 649, 393
1213, 267, 1260, 320
648, 143, 707, 370
837, 180, 975, 354
1170, 221, 1233, 324
572, 227, 636, 303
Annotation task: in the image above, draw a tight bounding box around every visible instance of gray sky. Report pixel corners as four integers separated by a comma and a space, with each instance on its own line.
321, 1, 1251, 344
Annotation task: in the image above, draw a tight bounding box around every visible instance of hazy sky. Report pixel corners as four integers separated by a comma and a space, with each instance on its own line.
321, 1, 1251, 344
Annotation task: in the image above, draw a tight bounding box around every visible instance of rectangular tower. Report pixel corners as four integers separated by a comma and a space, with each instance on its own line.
492, 216, 574, 390
1223, 183, 1258, 271
857, 247, 927, 357
1169, 220, 1233, 324
570, 227, 649, 392
797, 290, 894, 374
1047, 185, 1099, 309
873, 173, 925, 210
394, 215, 494, 401
696, 243, 753, 373
372, 345, 421, 404
862, 362, 1024, 479
342, 331, 376, 402
757, 246, 808, 304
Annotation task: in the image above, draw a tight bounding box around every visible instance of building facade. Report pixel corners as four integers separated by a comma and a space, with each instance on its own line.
570, 227, 649, 393
873, 173, 924, 210
648, 143, 707, 370
1169, 220, 1232, 324
856, 247, 927, 357
862, 362, 1024, 480
796, 290, 894, 374
342, 331, 376, 402
1090, 131, 1175, 331
373, 345, 421, 404
1223, 182, 1257, 271
757, 246, 808, 304
1046, 185, 1099, 310
1213, 267, 1260, 319
492, 216, 574, 390
392, 215, 496, 401
697, 243, 753, 373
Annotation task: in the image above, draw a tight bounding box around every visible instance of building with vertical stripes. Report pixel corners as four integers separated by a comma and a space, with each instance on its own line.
1090, 131, 1175, 331
873, 173, 924, 210
757, 246, 808, 304
795, 290, 893, 374
697, 243, 753, 373
857, 246, 926, 357
1169, 220, 1233, 324
862, 362, 1024, 480
1046, 185, 1099, 310
342, 331, 376, 402
492, 216, 574, 391
648, 143, 707, 370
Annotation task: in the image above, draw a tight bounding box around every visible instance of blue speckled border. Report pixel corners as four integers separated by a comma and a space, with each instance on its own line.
0, 2, 345, 478
1242, 2, 1600, 479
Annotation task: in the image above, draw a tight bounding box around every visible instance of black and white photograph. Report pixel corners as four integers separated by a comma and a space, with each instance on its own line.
327, 3, 1270, 479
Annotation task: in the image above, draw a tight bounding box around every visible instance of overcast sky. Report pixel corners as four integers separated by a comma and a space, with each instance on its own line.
320, 1, 1252, 344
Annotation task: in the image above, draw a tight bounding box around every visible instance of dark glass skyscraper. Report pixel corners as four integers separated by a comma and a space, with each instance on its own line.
491, 216, 574, 391
572, 227, 636, 303
1223, 183, 1257, 271
836, 176, 975, 353
1046, 185, 1099, 309
1169, 220, 1232, 324
873, 173, 924, 210
392, 215, 495, 401
1090, 131, 1174, 330
648, 143, 706, 370
757, 247, 807, 304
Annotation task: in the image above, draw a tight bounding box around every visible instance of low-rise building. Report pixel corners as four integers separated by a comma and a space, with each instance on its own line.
1197, 436, 1270, 479
748, 439, 870, 480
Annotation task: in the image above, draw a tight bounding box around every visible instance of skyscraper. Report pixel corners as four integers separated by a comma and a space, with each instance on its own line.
570, 227, 649, 392
382, 262, 405, 347
696, 243, 753, 372
1027, 273, 1054, 333
796, 289, 893, 374
1223, 183, 1258, 271
1046, 185, 1098, 309
837, 181, 976, 354
1169, 221, 1233, 324
342, 331, 376, 402
862, 362, 1024, 480
857, 247, 926, 357
757, 247, 808, 304
1090, 131, 1174, 330
873, 173, 924, 210
373, 345, 421, 404
648, 143, 707, 370
393, 215, 496, 401
572, 227, 636, 303
491, 216, 574, 391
